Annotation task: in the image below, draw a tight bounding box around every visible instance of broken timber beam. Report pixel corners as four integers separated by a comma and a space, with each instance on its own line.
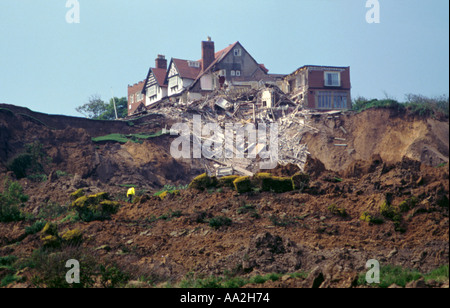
233, 166, 254, 177
339, 126, 348, 134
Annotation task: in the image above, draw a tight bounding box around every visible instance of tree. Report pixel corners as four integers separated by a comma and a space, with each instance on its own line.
76, 95, 128, 120
75, 95, 107, 119
97, 97, 128, 120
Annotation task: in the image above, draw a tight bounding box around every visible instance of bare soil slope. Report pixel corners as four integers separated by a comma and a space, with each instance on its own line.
0, 104, 448, 288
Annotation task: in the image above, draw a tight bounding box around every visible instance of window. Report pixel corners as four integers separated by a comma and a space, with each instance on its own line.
333, 93, 348, 109
318, 91, 348, 109
230, 70, 236, 76
236, 70, 241, 76
233, 49, 241, 56
318, 91, 333, 109
188, 61, 200, 68
324, 72, 340, 87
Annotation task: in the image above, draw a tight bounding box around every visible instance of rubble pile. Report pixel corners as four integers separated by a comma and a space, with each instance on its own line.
127, 85, 337, 177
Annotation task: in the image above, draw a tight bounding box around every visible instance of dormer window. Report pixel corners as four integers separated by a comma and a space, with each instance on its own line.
188, 61, 200, 68
324, 72, 340, 87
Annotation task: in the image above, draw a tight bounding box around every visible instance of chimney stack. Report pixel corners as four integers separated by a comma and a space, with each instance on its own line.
201, 37, 215, 72
155, 54, 167, 70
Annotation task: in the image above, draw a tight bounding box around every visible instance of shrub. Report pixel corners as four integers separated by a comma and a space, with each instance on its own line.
61, 229, 83, 245
70, 189, 85, 201
25, 220, 47, 235
0, 180, 27, 222
252, 174, 293, 193
217, 175, 239, 188
158, 190, 180, 200
99, 264, 131, 288
6, 141, 50, 179
29, 247, 97, 288
252, 173, 272, 191
267, 176, 293, 193
6, 153, 33, 179
233, 176, 252, 194
71, 193, 119, 222
189, 173, 215, 191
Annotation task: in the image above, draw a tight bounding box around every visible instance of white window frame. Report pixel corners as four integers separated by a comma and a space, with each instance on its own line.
233, 48, 241, 56
324, 71, 341, 87
236, 70, 241, 76
230, 70, 236, 76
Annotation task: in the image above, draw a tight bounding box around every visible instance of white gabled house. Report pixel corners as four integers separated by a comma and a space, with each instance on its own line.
142, 55, 168, 107
165, 58, 202, 99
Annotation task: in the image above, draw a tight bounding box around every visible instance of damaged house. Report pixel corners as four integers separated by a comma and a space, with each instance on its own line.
283, 65, 351, 110
127, 80, 146, 115
143, 55, 168, 107
127, 38, 352, 115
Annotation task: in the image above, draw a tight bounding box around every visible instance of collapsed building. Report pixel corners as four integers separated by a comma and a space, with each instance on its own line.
126, 38, 352, 177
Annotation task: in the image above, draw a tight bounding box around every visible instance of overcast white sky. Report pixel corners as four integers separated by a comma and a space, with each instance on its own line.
0, 0, 448, 116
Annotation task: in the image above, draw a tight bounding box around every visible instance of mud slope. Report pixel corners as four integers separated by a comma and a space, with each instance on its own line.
0, 104, 202, 192
302, 108, 449, 172
0, 104, 448, 288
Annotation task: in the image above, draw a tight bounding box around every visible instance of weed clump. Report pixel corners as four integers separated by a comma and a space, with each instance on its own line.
359, 212, 384, 224
328, 204, 348, 217
379, 200, 404, 232
209, 216, 232, 229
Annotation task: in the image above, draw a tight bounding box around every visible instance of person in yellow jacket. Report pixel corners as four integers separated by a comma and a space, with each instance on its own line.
127, 187, 135, 203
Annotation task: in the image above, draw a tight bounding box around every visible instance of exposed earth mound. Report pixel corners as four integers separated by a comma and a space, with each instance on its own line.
0, 103, 448, 288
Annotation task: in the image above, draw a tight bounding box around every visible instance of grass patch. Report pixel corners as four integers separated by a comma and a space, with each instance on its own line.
269, 214, 297, 227
358, 264, 449, 288
179, 271, 308, 288
208, 216, 232, 229
237, 204, 260, 218
352, 94, 449, 119
92, 130, 166, 144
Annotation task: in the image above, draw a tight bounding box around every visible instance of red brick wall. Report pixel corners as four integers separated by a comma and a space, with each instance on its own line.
306, 66, 351, 110
307, 67, 351, 89
127, 80, 145, 115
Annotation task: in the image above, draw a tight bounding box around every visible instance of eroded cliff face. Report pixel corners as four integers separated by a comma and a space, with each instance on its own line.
0, 103, 448, 288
